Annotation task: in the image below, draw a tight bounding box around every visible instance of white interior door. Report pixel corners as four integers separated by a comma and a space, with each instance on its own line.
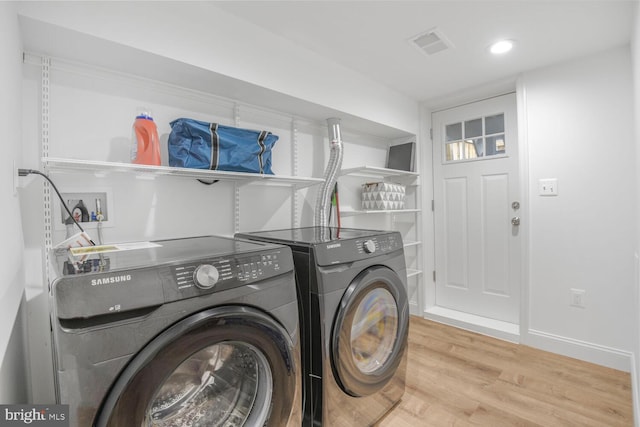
432, 93, 520, 324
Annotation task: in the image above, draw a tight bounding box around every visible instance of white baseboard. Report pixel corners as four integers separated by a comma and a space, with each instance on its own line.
422, 307, 633, 373
631, 353, 639, 427
423, 306, 519, 343
525, 329, 632, 373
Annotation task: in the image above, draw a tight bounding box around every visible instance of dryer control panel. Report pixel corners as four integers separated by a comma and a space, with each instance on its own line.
315, 232, 403, 266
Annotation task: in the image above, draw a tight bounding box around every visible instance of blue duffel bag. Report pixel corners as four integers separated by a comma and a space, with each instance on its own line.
168, 118, 278, 174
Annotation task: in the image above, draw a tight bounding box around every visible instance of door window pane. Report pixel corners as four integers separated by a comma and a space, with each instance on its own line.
485, 114, 504, 134
446, 141, 464, 161
464, 118, 483, 138
445, 123, 462, 141
486, 135, 506, 156
468, 138, 483, 158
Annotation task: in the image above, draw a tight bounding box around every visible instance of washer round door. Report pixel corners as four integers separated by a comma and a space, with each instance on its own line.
94, 306, 298, 427
331, 265, 409, 397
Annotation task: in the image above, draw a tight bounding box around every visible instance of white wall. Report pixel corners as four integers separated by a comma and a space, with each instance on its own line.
521, 47, 636, 370
0, 2, 28, 403
631, 2, 640, 424
16, 1, 418, 136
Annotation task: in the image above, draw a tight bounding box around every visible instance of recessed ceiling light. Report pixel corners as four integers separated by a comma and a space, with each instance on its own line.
490, 40, 514, 55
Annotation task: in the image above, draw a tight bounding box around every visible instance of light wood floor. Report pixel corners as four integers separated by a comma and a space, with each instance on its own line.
376, 316, 633, 426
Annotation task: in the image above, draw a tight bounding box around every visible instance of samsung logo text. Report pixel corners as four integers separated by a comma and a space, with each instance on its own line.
326, 243, 341, 249
91, 275, 132, 286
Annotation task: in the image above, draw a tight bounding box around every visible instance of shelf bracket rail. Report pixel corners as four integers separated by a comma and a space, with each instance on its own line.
41, 56, 53, 287
233, 104, 241, 234
234, 183, 241, 235
292, 117, 299, 229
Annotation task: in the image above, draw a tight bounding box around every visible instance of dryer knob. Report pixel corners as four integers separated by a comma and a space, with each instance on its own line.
194, 264, 219, 289
363, 239, 376, 254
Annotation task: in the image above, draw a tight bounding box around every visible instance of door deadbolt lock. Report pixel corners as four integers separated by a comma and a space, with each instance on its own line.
511, 217, 520, 226
512, 201, 520, 210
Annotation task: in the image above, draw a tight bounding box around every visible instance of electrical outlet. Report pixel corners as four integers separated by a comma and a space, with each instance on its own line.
539, 178, 558, 196
570, 288, 586, 308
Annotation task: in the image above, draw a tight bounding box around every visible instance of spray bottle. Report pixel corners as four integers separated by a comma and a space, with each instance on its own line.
131, 108, 161, 166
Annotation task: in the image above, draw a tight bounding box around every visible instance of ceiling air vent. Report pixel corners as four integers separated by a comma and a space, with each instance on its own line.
410, 28, 453, 56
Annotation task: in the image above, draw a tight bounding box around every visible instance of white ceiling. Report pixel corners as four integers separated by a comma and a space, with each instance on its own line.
214, 1, 636, 104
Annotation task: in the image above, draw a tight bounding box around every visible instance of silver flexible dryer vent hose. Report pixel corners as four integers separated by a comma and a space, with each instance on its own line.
314, 117, 344, 228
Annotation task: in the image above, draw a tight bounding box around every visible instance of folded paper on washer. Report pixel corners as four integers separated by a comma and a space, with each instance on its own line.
69, 241, 161, 257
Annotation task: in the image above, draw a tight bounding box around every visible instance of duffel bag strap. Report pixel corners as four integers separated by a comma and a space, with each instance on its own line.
209, 123, 220, 171
257, 130, 268, 174
197, 123, 220, 185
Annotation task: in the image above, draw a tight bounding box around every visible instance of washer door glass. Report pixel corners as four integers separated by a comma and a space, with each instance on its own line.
95, 307, 298, 427
332, 266, 409, 397
146, 342, 272, 427
350, 288, 398, 374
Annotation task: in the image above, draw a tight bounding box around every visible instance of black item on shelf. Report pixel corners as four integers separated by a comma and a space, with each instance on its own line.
386, 141, 415, 172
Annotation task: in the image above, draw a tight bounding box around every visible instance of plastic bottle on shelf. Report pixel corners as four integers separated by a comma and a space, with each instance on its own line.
131, 109, 161, 166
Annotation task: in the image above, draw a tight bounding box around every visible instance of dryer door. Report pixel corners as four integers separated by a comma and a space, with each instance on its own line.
331, 265, 409, 397
94, 306, 297, 427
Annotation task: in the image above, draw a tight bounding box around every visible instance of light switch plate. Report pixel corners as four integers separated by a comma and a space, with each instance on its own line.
539, 178, 558, 196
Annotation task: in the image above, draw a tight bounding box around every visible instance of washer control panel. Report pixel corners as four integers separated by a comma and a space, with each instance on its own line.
171, 248, 290, 297
51, 237, 294, 320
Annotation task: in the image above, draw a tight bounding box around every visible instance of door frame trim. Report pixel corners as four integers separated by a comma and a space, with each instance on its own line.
515, 77, 531, 343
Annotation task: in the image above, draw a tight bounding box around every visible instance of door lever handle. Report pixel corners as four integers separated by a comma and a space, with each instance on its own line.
511, 217, 520, 226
